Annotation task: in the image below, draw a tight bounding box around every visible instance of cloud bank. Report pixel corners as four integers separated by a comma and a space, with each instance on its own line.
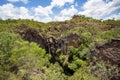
0, 0, 120, 22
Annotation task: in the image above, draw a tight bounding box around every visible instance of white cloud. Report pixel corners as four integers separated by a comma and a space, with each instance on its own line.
79, 0, 120, 19
34, 16, 52, 23
3, 0, 75, 22
54, 5, 78, 21
8, 0, 29, 4
1, 0, 120, 23
33, 5, 53, 23
21, 0, 29, 4
105, 13, 120, 20
51, 0, 74, 7
60, 5, 78, 16
32, 0, 75, 22
0, 3, 33, 20
34, 6, 52, 17
0, 3, 52, 23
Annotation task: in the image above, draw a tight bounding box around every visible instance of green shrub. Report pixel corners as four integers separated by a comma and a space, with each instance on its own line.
69, 66, 100, 80
9, 41, 51, 80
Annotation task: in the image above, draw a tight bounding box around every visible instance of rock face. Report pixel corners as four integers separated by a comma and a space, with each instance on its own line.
24, 28, 45, 48
91, 39, 120, 80
18, 25, 79, 56
45, 34, 79, 63
17, 25, 79, 75
91, 39, 120, 66
18, 25, 80, 74
18, 25, 120, 67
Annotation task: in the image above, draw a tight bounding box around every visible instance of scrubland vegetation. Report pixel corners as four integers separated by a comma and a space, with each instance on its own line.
0, 15, 120, 80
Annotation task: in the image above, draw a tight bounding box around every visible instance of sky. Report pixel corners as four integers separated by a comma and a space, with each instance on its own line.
0, 0, 120, 22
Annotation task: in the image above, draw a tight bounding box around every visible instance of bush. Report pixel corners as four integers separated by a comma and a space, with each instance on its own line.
0, 32, 19, 59
0, 32, 21, 79
9, 41, 51, 80
69, 66, 100, 80
66, 46, 89, 71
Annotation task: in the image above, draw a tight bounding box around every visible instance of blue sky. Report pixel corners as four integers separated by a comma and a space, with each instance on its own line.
0, 0, 120, 22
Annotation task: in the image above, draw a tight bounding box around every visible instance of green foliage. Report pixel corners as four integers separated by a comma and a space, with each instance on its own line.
0, 32, 21, 71
69, 66, 100, 80
90, 61, 120, 80
0, 32, 21, 79
0, 19, 45, 33
80, 32, 92, 47
10, 41, 49, 67
0, 16, 120, 80
93, 28, 120, 45
100, 28, 120, 40
40, 62, 67, 80
26, 62, 67, 80
59, 54, 68, 65
0, 32, 67, 80
0, 32, 18, 56
9, 41, 52, 80
61, 46, 89, 71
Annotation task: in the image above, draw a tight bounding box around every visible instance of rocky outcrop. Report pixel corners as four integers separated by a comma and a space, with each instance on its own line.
18, 25, 79, 57
90, 39, 120, 80
16, 25, 80, 75
91, 39, 120, 66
